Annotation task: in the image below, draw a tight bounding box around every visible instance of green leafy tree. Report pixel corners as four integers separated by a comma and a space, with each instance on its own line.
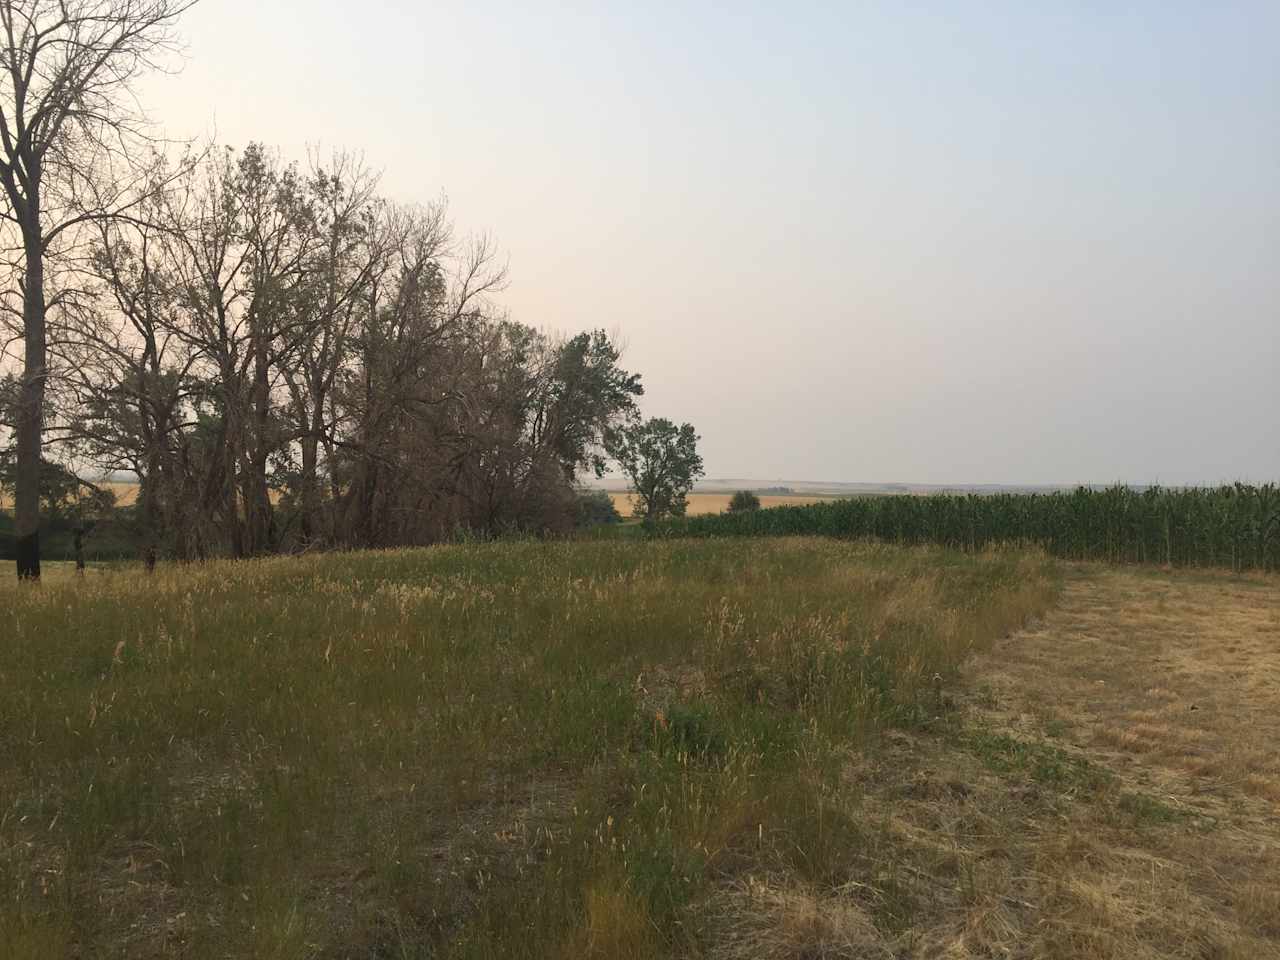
575, 489, 622, 527
727, 490, 761, 513
611, 418, 704, 522
541, 330, 644, 480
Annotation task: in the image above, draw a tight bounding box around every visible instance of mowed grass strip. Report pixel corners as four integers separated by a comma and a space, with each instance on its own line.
0, 538, 1055, 958
855, 564, 1280, 960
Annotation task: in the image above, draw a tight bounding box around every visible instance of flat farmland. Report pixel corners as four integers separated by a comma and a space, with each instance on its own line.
0, 481, 139, 510
609, 492, 828, 517
2, 487, 823, 517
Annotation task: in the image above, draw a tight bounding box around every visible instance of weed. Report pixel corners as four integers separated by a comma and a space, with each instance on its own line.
962, 731, 1112, 795
1115, 792, 1192, 826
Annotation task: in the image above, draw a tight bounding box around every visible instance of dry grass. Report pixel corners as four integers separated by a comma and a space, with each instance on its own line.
978, 565, 1280, 815
818, 564, 1280, 959
609, 492, 827, 517
701, 876, 895, 959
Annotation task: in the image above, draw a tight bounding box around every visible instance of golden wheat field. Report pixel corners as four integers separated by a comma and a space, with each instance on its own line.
3, 486, 818, 518
608, 492, 825, 517
0, 480, 140, 510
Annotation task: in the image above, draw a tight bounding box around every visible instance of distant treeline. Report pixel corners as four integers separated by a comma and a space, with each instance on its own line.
659, 484, 1280, 571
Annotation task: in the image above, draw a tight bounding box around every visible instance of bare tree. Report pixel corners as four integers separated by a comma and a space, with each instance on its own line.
0, 103, 647, 564
282, 150, 382, 546
332, 206, 508, 546
68, 168, 199, 569
0, 0, 195, 579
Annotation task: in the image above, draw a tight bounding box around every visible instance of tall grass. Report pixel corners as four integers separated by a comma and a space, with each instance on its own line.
0, 538, 1055, 958
663, 484, 1280, 570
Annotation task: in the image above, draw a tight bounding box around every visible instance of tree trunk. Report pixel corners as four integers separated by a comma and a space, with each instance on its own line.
247, 330, 273, 554
15, 228, 46, 581
140, 470, 159, 573
299, 430, 318, 546
217, 380, 246, 559
141, 396, 161, 573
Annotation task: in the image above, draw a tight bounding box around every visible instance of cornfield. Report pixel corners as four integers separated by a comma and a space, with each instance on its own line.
664, 484, 1280, 571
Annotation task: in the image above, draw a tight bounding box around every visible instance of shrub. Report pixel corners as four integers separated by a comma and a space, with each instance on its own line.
727, 490, 761, 514
576, 488, 623, 527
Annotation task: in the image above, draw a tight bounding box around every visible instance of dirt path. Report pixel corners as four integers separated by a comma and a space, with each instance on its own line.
844, 564, 1280, 959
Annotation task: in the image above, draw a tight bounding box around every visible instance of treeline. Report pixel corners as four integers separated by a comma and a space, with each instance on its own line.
2, 145, 643, 564
661, 484, 1280, 571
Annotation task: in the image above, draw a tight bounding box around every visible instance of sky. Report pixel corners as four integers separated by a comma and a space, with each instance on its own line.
139, 1, 1278, 486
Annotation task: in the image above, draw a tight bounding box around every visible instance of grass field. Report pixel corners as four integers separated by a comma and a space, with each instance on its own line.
0, 539, 1052, 957
1, 540, 1277, 958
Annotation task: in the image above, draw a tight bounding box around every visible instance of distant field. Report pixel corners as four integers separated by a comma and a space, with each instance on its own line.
0, 480, 139, 510
2, 486, 822, 518
4, 486, 821, 518
609, 491, 828, 517
103, 481, 139, 505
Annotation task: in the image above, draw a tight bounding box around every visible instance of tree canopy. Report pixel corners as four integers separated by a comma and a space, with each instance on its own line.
2, 141, 651, 561
611, 417, 704, 523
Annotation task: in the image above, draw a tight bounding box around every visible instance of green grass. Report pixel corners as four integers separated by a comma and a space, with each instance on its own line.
1114, 792, 1197, 828
961, 730, 1112, 795
0, 537, 1057, 958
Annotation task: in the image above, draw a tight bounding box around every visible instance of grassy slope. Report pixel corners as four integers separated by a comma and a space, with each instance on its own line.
5, 543, 1276, 959
0, 539, 1055, 958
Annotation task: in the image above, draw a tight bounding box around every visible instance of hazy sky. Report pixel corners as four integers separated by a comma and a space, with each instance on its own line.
140, 2, 1278, 485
